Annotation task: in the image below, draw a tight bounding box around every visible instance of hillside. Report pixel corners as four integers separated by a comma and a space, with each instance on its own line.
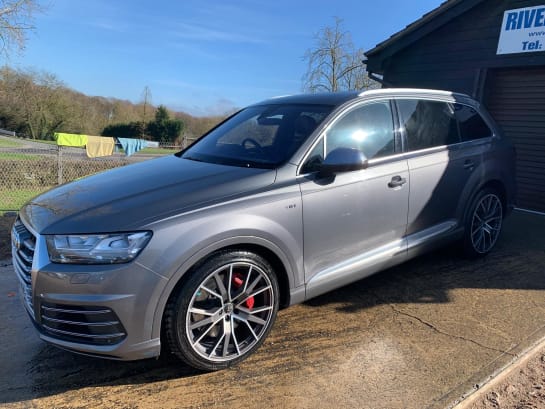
0, 66, 228, 143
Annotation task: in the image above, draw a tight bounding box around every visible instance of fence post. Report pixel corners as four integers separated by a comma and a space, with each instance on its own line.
57, 145, 63, 185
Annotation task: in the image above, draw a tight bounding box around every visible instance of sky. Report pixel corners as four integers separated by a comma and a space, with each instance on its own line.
10, 0, 443, 116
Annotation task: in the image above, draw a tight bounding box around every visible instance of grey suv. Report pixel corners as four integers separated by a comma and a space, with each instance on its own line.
12, 89, 515, 370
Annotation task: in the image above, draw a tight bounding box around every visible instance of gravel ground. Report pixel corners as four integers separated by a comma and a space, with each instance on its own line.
458, 341, 545, 409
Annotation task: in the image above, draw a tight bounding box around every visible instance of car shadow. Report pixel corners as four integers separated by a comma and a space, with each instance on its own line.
309, 207, 545, 312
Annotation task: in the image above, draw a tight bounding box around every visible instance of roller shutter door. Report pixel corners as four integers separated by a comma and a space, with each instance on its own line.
485, 67, 545, 213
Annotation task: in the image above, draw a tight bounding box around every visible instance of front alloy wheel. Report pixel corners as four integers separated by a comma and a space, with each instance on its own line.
164, 251, 279, 371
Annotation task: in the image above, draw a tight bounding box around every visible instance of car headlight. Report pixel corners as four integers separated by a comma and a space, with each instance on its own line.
46, 232, 152, 264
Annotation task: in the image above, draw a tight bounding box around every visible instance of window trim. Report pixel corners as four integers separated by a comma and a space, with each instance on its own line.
297, 98, 399, 176
393, 97, 496, 155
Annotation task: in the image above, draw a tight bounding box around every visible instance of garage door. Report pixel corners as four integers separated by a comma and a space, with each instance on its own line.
485, 67, 545, 213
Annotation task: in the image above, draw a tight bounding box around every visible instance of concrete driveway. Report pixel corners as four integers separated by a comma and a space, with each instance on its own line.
1, 210, 544, 409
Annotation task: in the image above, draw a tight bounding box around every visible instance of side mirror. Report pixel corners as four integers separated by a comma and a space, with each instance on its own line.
319, 147, 368, 177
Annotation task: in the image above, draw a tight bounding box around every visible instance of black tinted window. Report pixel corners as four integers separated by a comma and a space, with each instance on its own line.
453, 104, 493, 141
300, 139, 324, 174
397, 99, 460, 151
326, 101, 395, 160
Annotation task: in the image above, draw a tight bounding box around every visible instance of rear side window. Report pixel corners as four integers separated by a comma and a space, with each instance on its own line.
453, 104, 493, 141
397, 99, 460, 151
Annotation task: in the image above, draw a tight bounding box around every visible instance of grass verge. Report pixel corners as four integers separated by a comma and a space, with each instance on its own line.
0, 138, 23, 148
139, 147, 179, 154
0, 152, 41, 160
0, 187, 51, 212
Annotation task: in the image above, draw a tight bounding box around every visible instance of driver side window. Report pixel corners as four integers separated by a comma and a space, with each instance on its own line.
326, 101, 395, 159
300, 101, 395, 174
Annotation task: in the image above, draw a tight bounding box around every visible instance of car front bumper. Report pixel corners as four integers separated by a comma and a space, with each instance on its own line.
12, 219, 166, 361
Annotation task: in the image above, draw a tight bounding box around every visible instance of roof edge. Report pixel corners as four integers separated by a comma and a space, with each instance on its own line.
365, 0, 485, 59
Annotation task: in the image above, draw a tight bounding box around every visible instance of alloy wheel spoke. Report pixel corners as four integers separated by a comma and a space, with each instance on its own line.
227, 265, 234, 302
482, 230, 489, 251
235, 308, 267, 325
485, 223, 501, 232
190, 312, 222, 331
235, 285, 271, 308
192, 316, 223, 345
484, 197, 492, 213
189, 307, 220, 317
473, 230, 484, 248
233, 315, 259, 341
200, 285, 222, 301
245, 274, 262, 295
209, 332, 226, 358
231, 317, 241, 356
238, 305, 273, 315
242, 266, 253, 293
486, 215, 502, 222
222, 321, 232, 357
245, 314, 267, 326
488, 198, 499, 216
214, 272, 228, 301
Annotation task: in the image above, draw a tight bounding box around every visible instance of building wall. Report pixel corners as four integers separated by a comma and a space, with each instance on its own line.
382, 0, 545, 99
372, 0, 545, 212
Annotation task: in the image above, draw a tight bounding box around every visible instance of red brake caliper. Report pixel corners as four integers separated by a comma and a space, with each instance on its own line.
233, 273, 254, 309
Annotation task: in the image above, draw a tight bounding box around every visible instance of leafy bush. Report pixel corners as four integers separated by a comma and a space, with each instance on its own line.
102, 122, 143, 139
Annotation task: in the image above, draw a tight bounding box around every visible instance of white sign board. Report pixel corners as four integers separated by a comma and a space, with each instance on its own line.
497, 5, 545, 54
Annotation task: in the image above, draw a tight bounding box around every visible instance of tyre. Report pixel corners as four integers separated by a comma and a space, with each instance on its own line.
463, 188, 503, 257
164, 250, 279, 371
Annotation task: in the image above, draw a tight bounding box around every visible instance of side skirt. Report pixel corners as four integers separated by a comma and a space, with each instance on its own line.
304, 220, 461, 301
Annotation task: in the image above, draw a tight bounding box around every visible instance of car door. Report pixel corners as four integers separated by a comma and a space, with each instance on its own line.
396, 99, 489, 254
299, 100, 409, 299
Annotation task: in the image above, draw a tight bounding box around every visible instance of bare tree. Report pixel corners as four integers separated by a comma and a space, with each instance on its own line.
0, 68, 69, 138
138, 85, 153, 137
0, 0, 42, 58
0, 66, 224, 141
140, 86, 152, 121
302, 17, 376, 93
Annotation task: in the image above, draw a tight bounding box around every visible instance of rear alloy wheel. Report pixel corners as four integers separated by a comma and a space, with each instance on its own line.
164, 251, 279, 371
464, 189, 503, 257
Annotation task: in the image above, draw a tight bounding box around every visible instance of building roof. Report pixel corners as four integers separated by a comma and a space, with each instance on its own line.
365, 0, 485, 72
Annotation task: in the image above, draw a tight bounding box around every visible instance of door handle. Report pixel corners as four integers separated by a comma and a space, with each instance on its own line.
388, 175, 407, 188
463, 160, 475, 170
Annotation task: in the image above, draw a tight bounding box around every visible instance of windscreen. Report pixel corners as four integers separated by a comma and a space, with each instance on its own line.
182, 103, 333, 168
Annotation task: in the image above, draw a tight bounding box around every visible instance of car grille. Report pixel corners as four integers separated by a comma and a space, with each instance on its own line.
40, 302, 127, 345
11, 219, 35, 318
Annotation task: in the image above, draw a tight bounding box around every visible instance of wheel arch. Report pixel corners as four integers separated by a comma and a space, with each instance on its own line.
480, 180, 507, 215
153, 237, 296, 341
463, 179, 507, 225
220, 243, 291, 309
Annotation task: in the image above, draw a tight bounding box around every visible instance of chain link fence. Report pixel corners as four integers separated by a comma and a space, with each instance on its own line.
0, 136, 174, 212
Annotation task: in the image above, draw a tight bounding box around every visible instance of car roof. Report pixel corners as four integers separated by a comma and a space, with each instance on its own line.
251, 91, 360, 107
252, 88, 476, 109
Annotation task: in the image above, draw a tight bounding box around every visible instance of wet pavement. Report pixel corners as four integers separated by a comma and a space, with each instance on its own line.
1, 210, 545, 409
